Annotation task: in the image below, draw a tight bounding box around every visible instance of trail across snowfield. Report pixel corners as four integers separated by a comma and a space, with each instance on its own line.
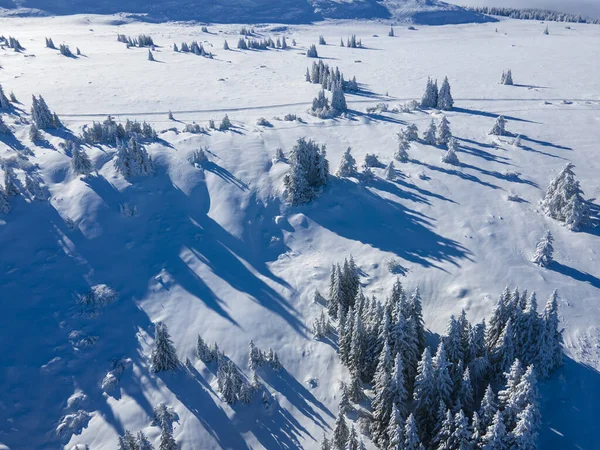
0, 13, 599, 450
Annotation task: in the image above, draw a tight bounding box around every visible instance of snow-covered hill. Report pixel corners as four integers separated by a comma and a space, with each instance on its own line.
0, 14, 599, 450
0, 0, 494, 24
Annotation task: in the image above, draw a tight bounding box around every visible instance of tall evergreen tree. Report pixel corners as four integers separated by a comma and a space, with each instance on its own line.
481, 411, 507, 450
151, 322, 179, 372
479, 385, 498, 433
437, 77, 454, 110
413, 348, 436, 440
510, 404, 538, 450
404, 414, 423, 450
436, 116, 452, 146
332, 413, 349, 449
423, 119, 437, 145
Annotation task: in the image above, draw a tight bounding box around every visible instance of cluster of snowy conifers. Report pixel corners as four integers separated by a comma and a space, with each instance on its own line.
314, 257, 561, 450
306, 60, 359, 93
465, 6, 600, 24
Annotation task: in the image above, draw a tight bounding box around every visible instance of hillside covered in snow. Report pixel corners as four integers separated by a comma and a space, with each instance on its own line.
0, 0, 495, 24
0, 13, 599, 450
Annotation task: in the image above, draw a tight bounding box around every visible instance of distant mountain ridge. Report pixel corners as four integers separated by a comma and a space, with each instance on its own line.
0, 0, 494, 24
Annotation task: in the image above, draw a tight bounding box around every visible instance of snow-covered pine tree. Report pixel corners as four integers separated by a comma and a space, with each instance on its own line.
336, 147, 358, 177
394, 132, 410, 162
501, 69, 514, 85
331, 83, 347, 113
413, 348, 436, 440
436, 116, 452, 146
441, 137, 460, 165
151, 322, 179, 372
540, 163, 589, 231
432, 408, 454, 450
433, 341, 453, 407
404, 414, 423, 450
320, 435, 331, 450
387, 404, 404, 449
389, 26, 395, 37
479, 385, 498, 432
389, 353, 408, 417
0, 116, 11, 135
31, 95, 61, 129
71, 146, 93, 176
158, 416, 177, 450
491, 319, 515, 376
531, 230, 554, 267
543, 25, 549, 35
3, 167, 19, 197
371, 338, 394, 445
219, 114, 232, 131
384, 161, 396, 181
497, 359, 524, 425
284, 137, 329, 205
137, 430, 154, 450
0, 85, 11, 109
148, 49, 155, 61
420, 78, 439, 109
423, 119, 437, 145
481, 411, 507, 450
538, 290, 563, 376
489, 115, 507, 136
307, 44, 319, 58
457, 367, 474, 416
437, 77, 454, 110
449, 410, 472, 450
319, 35, 326, 45
486, 291, 509, 350
510, 404, 537, 450
332, 413, 349, 449
281, 36, 287, 49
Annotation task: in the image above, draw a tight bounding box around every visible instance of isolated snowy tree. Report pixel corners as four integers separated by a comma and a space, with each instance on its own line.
307, 44, 318, 58
148, 49, 155, 61
71, 146, 93, 176
281, 36, 288, 49
336, 147, 358, 177
442, 138, 460, 165
489, 115, 507, 136
151, 322, 179, 372
219, 115, 232, 131
421, 78, 439, 108
389, 26, 395, 37
395, 133, 410, 162
437, 116, 452, 146
513, 134, 522, 147
543, 25, 549, 35
423, 119, 437, 145
384, 161, 396, 181
531, 230, 554, 267
500, 69, 514, 85
540, 163, 589, 231
437, 77, 454, 110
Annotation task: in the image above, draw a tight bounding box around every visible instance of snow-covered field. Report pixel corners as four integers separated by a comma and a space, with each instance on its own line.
0, 14, 599, 450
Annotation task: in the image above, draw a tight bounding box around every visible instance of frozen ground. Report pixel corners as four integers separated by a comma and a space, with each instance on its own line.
0, 15, 599, 450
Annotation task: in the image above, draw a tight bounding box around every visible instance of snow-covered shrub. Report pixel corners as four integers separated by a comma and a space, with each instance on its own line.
272, 147, 285, 162
56, 411, 91, 437
384, 161, 396, 181
283, 113, 298, 122
404, 124, 419, 142
283, 137, 329, 205
218, 115, 232, 131
399, 100, 421, 113
364, 153, 381, 168
256, 117, 272, 127
541, 163, 590, 231
336, 147, 357, 177
441, 138, 460, 165
101, 358, 129, 392
183, 123, 204, 134
309, 89, 335, 118
114, 138, 154, 178
386, 257, 407, 275
78, 284, 118, 309
119, 203, 138, 217
360, 165, 375, 184
490, 115, 507, 136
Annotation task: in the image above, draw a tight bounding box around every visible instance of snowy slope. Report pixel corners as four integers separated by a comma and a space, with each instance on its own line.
0, 15, 599, 450
0, 0, 494, 24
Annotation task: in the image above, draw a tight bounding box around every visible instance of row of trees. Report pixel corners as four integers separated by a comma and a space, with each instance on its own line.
421, 78, 454, 111
317, 256, 562, 449
306, 60, 359, 93
0, 35, 24, 51
174, 41, 213, 58
466, 6, 600, 24
80, 116, 157, 145
117, 34, 155, 48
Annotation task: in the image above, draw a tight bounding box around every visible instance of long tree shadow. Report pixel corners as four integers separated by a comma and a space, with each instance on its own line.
548, 261, 600, 289
302, 177, 473, 270
518, 134, 572, 151
410, 159, 502, 191
453, 107, 539, 124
